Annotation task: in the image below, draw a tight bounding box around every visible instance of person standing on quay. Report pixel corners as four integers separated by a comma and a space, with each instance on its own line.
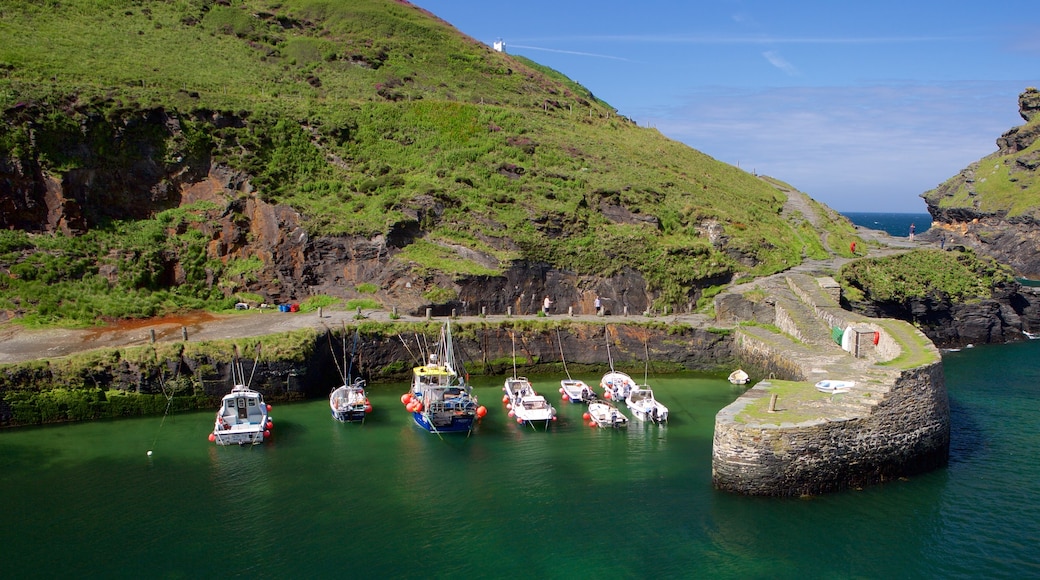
909, 223, 916, 241
543, 295, 552, 315
594, 296, 602, 316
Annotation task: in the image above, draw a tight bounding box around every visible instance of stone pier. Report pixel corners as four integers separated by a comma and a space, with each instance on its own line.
711, 273, 949, 496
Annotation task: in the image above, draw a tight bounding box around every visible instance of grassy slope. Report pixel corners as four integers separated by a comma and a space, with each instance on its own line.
0, 0, 832, 325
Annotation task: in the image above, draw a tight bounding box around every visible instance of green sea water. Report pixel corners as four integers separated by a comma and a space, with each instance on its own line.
2, 341, 1040, 578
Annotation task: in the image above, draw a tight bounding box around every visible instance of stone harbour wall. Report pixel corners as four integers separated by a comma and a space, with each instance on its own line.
712, 358, 949, 496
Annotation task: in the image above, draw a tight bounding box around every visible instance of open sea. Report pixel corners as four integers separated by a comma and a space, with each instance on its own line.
2, 338, 1040, 578
842, 211, 932, 238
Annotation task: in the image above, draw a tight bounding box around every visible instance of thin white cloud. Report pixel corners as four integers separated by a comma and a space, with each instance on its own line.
507, 44, 635, 62
512, 34, 976, 45
762, 50, 798, 76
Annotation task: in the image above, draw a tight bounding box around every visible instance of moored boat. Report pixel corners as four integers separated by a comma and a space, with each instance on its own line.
586, 399, 628, 428
330, 377, 371, 422
600, 327, 635, 401
212, 385, 272, 445
504, 376, 556, 429
601, 370, 636, 402
626, 387, 668, 423
403, 320, 486, 434
329, 327, 371, 423
210, 349, 273, 446
560, 378, 595, 404
556, 328, 595, 403
728, 369, 749, 385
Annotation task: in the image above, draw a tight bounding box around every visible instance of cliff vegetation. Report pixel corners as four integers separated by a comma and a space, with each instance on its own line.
0, 0, 846, 326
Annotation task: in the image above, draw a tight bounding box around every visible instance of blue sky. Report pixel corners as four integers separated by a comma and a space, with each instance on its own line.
412, 0, 1038, 212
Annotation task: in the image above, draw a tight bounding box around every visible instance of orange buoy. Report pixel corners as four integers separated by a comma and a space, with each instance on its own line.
516, 417, 523, 424
476, 406, 488, 418
589, 421, 597, 428
266, 404, 272, 412
508, 410, 514, 418
414, 402, 423, 412
562, 394, 570, 401
558, 387, 564, 393
266, 421, 273, 430
604, 392, 612, 399
583, 412, 591, 421
365, 403, 373, 413
208, 433, 216, 442
401, 394, 411, 405
502, 395, 509, 403
264, 430, 271, 438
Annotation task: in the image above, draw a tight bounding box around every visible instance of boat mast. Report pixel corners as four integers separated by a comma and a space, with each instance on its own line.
556, 328, 573, 381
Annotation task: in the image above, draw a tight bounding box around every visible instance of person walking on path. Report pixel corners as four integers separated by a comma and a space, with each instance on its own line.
909, 223, 916, 241
594, 296, 602, 316
542, 295, 552, 315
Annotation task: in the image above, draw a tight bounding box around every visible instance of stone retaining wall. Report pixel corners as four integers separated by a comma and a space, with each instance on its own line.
712, 362, 949, 496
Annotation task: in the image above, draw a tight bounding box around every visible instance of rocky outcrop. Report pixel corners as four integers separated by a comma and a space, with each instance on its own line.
0, 105, 710, 317
846, 282, 1040, 348
922, 88, 1040, 278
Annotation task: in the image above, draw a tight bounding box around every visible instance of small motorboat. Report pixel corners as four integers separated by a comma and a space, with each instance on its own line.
586, 399, 628, 428
601, 371, 636, 402
728, 369, 749, 385
626, 386, 668, 423
212, 384, 271, 446
505, 376, 556, 429
210, 348, 272, 446
815, 380, 855, 394
560, 378, 595, 404
329, 327, 371, 423
555, 329, 595, 403
330, 377, 371, 422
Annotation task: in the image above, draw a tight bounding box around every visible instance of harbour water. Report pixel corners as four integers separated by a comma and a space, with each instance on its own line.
2, 339, 1040, 578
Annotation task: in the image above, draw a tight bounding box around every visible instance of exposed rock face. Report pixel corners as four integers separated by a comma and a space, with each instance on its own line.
846, 282, 1040, 348
0, 106, 705, 315
922, 88, 1040, 279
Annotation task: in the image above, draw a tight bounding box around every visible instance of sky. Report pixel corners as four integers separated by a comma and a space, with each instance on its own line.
412, 0, 1039, 212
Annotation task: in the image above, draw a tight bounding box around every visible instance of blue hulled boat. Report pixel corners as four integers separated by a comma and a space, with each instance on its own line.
404, 320, 485, 434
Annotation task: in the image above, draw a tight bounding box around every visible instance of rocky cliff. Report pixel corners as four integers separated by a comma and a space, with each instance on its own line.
922, 88, 1040, 278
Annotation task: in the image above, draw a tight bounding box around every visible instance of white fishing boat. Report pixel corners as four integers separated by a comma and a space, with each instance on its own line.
210, 351, 272, 446
404, 320, 486, 434
556, 329, 595, 403
815, 380, 855, 394
728, 369, 749, 385
626, 387, 668, 423
586, 399, 628, 428
329, 327, 371, 423
504, 376, 556, 428
560, 378, 595, 403
503, 334, 556, 429
600, 327, 635, 401
330, 377, 370, 423
601, 370, 636, 401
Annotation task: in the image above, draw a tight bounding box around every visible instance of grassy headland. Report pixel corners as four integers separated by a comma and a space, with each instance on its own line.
1, 0, 848, 326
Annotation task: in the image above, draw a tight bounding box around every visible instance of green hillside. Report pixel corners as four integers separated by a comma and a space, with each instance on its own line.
0, 0, 851, 326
